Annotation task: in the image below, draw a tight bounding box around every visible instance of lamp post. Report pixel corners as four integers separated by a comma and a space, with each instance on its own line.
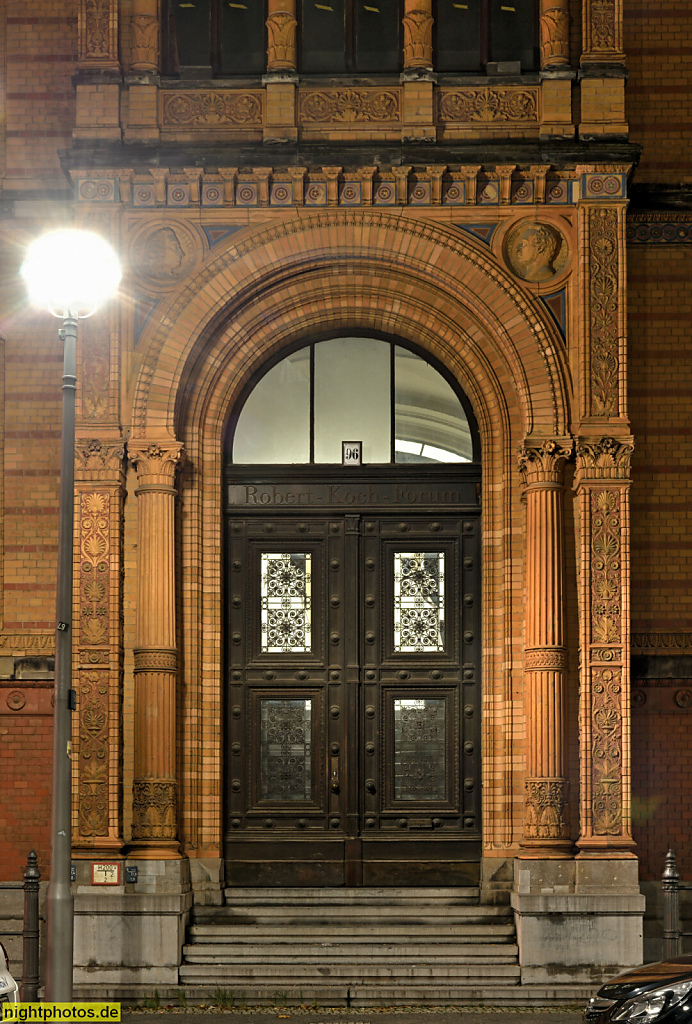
21, 230, 121, 1001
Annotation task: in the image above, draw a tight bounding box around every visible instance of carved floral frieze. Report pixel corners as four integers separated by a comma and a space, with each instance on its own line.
161, 91, 264, 128
0, 634, 54, 653
438, 87, 539, 124
299, 89, 401, 124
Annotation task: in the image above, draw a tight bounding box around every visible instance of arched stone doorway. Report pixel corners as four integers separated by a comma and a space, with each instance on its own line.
126, 210, 577, 883
222, 335, 482, 885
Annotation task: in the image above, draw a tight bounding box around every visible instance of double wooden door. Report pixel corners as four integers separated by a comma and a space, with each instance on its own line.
224, 478, 481, 886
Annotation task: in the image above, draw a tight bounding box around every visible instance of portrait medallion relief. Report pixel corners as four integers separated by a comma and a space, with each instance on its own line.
504, 220, 568, 283
129, 221, 202, 291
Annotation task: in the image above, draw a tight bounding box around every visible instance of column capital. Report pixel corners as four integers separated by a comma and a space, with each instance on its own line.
540, 0, 570, 68
75, 438, 126, 479
403, 0, 434, 71
518, 437, 573, 486
575, 435, 634, 482
128, 440, 185, 483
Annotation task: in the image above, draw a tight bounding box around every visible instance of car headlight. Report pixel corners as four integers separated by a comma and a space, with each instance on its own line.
612, 980, 692, 1022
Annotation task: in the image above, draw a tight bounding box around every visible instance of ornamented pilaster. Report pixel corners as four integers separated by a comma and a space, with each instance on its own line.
130, 0, 159, 73
582, 0, 624, 63
266, 0, 297, 70
518, 438, 573, 857
78, 0, 119, 70
579, 203, 627, 421
403, 0, 433, 70
128, 441, 184, 858
72, 440, 126, 857
540, 0, 570, 68
575, 436, 636, 856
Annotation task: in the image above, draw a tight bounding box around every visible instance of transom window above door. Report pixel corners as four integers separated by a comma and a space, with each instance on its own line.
163, 0, 538, 76
231, 337, 476, 464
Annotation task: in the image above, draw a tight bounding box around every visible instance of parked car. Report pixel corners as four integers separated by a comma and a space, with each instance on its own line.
0, 942, 18, 1004
585, 956, 692, 1023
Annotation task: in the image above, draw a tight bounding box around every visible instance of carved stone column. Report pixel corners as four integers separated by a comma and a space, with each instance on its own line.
128, 441, 184, 859
540, 0, 570, 68
518, 439, 573, 858
575, 436, 636, 857
264, 0, 298, 142
403, 0, 433, 70
72, 439, 126, 859
130, 0, 159, 73
266, 0, 297, 70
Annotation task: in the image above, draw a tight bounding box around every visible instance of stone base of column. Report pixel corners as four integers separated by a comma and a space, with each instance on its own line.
127, 839, 182, 860
72, 837, 126, 859
518, 837, 574, 859
74, 859, 192, 987
512, 857, 645, 984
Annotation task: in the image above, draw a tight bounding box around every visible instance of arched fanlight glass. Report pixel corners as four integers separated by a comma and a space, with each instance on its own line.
232, 337, 475, 465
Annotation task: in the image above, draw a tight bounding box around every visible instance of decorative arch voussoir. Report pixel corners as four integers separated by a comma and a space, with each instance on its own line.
130, 210, 571, 443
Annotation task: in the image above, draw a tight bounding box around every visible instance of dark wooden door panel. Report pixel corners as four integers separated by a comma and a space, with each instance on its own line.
224, 473, 481, 886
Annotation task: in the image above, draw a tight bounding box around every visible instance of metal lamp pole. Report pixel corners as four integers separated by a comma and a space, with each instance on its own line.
46, 312, 78, 1002
21, 229, 121, 1002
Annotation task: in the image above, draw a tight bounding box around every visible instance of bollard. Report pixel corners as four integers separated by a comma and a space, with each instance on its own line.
662, 849, 682, 959
21, 851, 41, 1002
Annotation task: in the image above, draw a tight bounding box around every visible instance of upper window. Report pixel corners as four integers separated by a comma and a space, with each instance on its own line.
231, 337, 477, 465
163, 0, 537, 75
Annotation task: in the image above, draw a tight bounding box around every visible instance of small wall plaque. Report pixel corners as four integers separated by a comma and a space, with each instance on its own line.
91, 862, 121, 885
342, 441, 362, 466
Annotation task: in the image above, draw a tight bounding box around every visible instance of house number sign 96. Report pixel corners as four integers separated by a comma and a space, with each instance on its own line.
342, 441, 362, 466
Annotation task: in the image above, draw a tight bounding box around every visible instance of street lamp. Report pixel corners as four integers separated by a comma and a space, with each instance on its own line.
21, 230, 121, 1001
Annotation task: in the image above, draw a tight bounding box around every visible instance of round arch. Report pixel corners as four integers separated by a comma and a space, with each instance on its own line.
124, 209, 574, 859
128, 209, 571, 442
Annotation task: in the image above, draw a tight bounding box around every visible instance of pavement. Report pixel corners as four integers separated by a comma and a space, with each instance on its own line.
123, 1008, 584, 1024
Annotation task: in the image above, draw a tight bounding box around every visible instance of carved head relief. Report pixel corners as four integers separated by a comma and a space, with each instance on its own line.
130, 222, 201, 291
505, 220, 568, 283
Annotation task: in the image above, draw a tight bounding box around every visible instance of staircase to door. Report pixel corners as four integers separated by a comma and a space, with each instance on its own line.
179, 887, 520, 1002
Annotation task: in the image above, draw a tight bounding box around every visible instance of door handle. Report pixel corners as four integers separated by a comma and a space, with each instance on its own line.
330, 756, 340, 793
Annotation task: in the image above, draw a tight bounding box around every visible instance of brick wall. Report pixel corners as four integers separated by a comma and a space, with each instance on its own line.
0, 683, 53, 881
629, 246, 692, 633
629, 242, 692, 880
625, 1, 692, 184
3, 1, 77, 191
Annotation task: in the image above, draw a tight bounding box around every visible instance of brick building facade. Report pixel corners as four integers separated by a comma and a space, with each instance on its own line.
0, 0, 690, 1001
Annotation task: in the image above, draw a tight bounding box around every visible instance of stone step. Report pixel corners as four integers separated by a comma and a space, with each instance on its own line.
179, 962, 521, 981
221, 886, 479, 905
188, 924, 516, 941
183, 943, 520, 960
78, 980, 596, 1005
194, 913, 503, 929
